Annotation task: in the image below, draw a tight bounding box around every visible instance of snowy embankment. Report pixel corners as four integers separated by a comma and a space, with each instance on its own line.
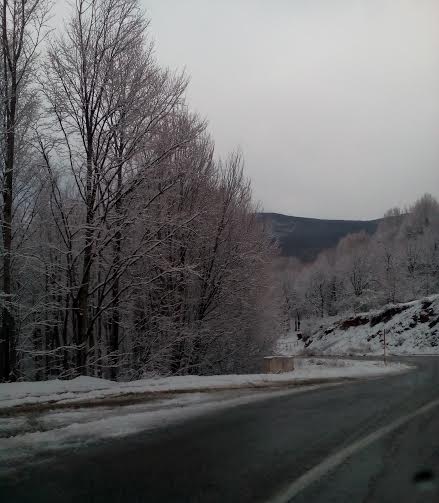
0, 359, 409, 412
0, 358, 410, 471
280, 295, 439, 356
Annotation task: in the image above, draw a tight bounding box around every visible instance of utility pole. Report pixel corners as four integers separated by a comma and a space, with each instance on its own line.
383, 328, 387, 366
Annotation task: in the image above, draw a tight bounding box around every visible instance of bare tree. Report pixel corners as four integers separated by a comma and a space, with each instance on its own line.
40, 0, 205, 376
0, 0, 50, 381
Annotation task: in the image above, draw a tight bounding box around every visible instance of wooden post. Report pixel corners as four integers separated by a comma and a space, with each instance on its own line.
383, 328, 387, 366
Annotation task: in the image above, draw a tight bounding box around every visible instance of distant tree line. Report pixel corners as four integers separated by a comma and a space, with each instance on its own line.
0, 0, 281, 381
280, 194, 439, 329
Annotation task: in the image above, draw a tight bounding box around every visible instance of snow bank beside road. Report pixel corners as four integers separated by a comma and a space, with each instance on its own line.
0, 358, 411, 471
0, 358, 410, 411
0, 387, 315, 470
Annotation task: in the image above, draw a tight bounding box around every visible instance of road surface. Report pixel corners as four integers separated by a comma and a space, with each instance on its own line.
2, 356, 439, 502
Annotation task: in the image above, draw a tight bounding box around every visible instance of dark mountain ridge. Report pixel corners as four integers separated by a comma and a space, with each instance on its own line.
259, 212, 383, 262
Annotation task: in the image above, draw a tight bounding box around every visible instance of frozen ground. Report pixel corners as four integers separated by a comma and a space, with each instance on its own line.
280, 295, 439, 357
0, 358, 411, 472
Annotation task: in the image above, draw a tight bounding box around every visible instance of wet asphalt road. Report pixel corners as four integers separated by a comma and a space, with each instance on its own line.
1, 356, 439, 503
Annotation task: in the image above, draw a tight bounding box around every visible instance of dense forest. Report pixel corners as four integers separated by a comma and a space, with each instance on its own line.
0, 0, 282, 381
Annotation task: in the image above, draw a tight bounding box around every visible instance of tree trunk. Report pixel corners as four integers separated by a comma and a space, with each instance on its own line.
109, 153, 123, 380
74, 143, 95, 375
0, 70, 17, 381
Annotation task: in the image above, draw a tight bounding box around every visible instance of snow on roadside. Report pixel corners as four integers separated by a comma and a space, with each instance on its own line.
0, 358, 412, 472
0, 386, 319, 471
0, 358, 410, 410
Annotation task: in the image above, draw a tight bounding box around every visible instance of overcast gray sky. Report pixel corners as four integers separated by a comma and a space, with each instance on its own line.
57, 0, 439, 220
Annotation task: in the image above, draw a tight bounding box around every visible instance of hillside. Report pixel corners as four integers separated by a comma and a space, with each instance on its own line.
279, 296, 439, 356
259, 212, 382, 261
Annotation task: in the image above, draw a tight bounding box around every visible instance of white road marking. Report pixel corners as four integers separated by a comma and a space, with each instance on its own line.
268, 396, 439, 503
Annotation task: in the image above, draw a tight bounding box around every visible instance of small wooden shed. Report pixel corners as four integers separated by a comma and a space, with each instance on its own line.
263, 356, 295, 374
